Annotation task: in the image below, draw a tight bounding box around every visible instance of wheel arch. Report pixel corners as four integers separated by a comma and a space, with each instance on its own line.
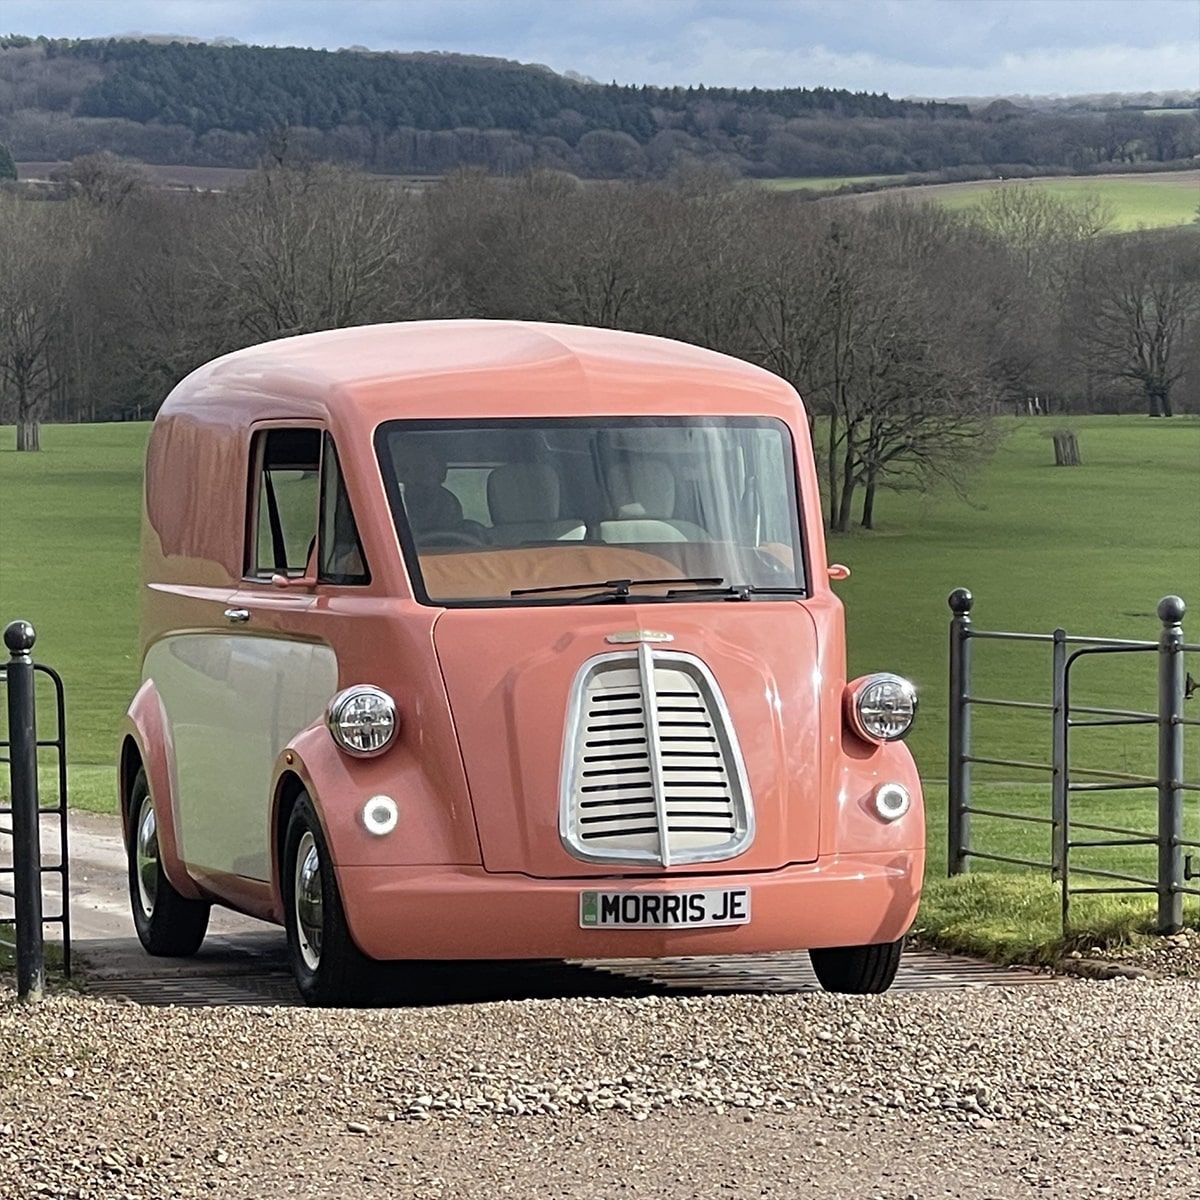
272, 769, 309, 907
119, 681, 203, 900
118, 734, 143, 840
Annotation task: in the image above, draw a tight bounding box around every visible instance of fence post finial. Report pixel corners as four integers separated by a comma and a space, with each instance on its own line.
3, 620, 35, 656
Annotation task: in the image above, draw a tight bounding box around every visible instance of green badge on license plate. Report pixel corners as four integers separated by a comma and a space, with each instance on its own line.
580, 892, 598, 926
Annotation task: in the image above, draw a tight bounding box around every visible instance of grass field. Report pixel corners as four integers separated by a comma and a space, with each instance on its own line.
759, 174, 904, 191
1, 415, 1198, 952
839, 170, 1200, 230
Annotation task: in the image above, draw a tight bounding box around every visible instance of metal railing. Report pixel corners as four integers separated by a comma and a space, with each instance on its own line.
0, 620, 72, 1000
947, 589, 1198, 935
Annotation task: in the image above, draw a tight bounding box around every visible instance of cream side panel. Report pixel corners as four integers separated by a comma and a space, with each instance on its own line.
144, 635, 339, 881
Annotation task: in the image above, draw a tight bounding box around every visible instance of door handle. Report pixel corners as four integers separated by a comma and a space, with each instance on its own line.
224, 608, 251, 624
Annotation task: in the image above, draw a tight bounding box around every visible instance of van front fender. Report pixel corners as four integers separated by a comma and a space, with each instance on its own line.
268, 719, 483, 910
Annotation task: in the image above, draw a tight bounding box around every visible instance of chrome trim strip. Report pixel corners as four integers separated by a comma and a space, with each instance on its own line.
637, 641, 673, 868
651, 649, 757, 859
557, 650, 662, 867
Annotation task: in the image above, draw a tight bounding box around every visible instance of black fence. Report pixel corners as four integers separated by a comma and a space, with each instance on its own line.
947, 590, 1199, 934
0, 620, 71, 1001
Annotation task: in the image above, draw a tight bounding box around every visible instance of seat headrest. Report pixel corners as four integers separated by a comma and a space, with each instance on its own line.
488, 463, 562, 524
608, 460, 675, 518
404, 484, 463, 533
392, 440, 448, 489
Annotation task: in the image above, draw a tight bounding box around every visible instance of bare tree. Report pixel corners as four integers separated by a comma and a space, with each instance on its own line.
54, 152, 148, 210
206, 164, 438, 341
1069, 230, 1200, 417
972, 185, 1112, 282
741, 205, 999, 531
0, 196, 83, 449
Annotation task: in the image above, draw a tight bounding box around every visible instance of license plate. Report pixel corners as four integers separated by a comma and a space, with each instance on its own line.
579, 888, 750, 929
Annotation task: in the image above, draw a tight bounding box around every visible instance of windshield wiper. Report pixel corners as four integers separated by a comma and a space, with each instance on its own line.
510, 576, 724, 603
664, 584, 806, 601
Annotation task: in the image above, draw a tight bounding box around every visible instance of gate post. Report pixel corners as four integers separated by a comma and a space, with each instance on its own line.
1156, 596, 1185, 935
1050, 628, 1068, 881
4, 620, 44, 1002
948, 588, 973, 875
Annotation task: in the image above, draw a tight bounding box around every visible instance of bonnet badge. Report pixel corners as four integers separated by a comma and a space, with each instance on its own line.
605, 630, 674, 644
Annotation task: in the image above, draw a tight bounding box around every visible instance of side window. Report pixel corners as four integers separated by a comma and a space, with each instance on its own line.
247, 429, 321, 578
318, 436, 370, 585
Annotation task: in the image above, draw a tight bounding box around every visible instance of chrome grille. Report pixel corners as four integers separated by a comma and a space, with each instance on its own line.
559, 648, 754, 866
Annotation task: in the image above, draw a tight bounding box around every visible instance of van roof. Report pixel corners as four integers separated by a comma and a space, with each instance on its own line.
162, 320, 799, 424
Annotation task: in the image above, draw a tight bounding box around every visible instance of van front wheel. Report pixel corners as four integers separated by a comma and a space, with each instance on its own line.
809, 938, 903, 994
127, 769, 210, 957
283, 794, 375, 1006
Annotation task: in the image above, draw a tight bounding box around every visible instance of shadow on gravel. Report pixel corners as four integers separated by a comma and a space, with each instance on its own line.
73, 932, 672, 1008
73, 933, 1054, 1008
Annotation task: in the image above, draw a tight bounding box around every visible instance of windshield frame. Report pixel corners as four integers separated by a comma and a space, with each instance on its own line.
373, 415, 809, 609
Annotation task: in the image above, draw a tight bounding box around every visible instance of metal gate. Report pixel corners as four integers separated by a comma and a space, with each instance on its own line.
0, 620, 72, 999
947, 589, 1199, 934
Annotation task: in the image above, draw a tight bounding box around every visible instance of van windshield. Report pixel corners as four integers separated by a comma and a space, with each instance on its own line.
374, 417, 805, 606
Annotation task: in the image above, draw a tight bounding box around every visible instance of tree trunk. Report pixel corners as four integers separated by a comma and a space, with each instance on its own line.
825, 410, 839, 530
1147, 382, 1168, 418
835, 434, 857, 533
15, 380, 41, 451
16, 415, 41, 452
860, 474, 877, 529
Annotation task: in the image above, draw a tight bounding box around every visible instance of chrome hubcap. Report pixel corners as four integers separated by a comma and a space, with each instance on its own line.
134, 795, 159, 920
294, 831, 323, 972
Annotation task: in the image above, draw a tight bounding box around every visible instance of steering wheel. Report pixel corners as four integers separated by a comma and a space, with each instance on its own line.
421, 529, 488, 548
751, 547, 795, 579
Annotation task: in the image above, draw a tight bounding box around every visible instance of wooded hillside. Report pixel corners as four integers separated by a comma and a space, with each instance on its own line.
2, 35, 1196, 178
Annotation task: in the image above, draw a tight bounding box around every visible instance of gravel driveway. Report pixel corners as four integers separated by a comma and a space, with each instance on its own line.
1, 974, 1196, 1199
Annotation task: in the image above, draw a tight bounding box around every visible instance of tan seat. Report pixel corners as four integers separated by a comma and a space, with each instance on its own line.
600, 460, 709, 544
486, 463, 586, 544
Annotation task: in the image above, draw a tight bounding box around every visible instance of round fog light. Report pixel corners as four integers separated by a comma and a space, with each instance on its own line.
874, 783, 911, 822
362, 795, 399, 836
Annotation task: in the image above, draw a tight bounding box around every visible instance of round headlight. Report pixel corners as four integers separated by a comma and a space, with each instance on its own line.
849, 673, 917, 743
326, 685, 397, 757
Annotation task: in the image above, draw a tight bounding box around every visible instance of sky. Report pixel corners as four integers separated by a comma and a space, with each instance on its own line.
6, 0, 1199, 98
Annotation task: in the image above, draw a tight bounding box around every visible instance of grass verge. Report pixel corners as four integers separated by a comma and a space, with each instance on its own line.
917, 783, 1199, 963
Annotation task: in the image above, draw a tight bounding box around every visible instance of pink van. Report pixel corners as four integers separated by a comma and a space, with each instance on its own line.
119, 321, 923, 1004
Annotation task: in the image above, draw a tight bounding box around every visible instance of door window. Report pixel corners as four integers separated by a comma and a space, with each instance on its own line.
246, 428, 370, 585
318, 436, 370, 584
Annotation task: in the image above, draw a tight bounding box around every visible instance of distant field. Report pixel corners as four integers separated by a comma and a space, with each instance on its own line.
16, 161, 442, 192
759, 174, 904, 191
836, 170, 1200, 230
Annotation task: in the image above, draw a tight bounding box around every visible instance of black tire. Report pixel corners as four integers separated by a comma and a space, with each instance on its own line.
282, 794, 377, 1006
809, 937, 904, 994
127, 768, 210, 957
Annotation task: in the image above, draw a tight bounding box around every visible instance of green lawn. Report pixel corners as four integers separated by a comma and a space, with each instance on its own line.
920, 173, 1200, 231
1, 415, 1198, 954
0, 422, 147, 770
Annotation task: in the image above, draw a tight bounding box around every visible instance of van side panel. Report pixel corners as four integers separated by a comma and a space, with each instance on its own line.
144, 634, 338, 880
